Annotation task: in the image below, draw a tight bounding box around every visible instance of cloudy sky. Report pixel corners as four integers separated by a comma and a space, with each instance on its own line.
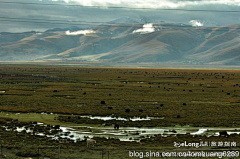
1, 0, 240, 32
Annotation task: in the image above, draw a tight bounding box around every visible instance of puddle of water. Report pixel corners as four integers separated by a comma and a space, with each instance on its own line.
190, 129, 208, 135
40, 112, 54, 115
227, 132, 240, 135
80, 115, 164, 121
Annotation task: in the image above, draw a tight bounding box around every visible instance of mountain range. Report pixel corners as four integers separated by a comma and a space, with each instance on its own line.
0, 18, 240, 65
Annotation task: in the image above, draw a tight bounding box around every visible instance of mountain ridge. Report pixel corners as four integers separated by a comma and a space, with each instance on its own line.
0, 21, 240, 65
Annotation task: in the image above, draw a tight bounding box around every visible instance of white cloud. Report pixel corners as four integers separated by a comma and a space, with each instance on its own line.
51, 0, 69, 2
189, 20, 204, 27
133, 23, 155, 34
51, 0, 240, 8
65, 29, 96, 35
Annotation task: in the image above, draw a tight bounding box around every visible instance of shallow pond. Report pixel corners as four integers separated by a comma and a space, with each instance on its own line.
80, 115, 164, 121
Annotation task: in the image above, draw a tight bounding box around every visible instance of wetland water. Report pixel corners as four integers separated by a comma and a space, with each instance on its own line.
13, 124, 240, 142
2, 112, 240, 142
56, 126, 240, 142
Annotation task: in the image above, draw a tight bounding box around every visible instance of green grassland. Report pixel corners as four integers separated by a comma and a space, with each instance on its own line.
0, 65, 240, 158
0, 65, 240, 126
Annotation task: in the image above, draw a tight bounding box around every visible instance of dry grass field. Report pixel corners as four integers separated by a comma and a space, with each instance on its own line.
0, 65, 240, 158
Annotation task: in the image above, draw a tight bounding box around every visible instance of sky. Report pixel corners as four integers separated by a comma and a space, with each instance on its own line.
1, 0, 240, 32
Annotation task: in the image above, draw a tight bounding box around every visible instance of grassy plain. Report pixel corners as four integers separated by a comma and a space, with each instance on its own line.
0, 65, 240, 158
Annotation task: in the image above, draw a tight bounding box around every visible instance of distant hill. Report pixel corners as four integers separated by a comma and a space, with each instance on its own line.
0, 22, 240, 65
